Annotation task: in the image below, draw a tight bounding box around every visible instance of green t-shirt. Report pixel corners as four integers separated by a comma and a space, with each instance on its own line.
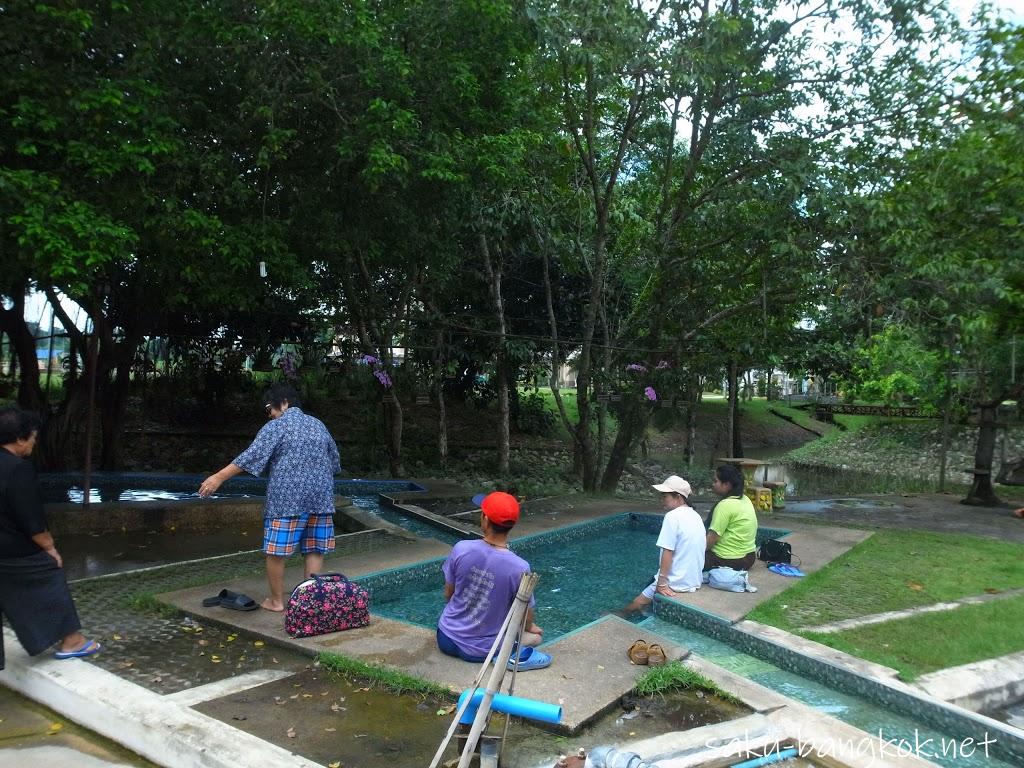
708, 495, 758, 559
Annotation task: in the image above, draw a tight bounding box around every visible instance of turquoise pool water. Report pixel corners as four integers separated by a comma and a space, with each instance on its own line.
371, 525, 658, 638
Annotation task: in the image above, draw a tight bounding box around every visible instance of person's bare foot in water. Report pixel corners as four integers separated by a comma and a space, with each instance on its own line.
261, 598, 285, 612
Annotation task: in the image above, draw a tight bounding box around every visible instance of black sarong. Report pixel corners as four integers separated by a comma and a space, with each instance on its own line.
0, 550, 81, 669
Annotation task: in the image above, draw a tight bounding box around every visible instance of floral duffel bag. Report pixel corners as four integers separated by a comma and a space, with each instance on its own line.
285, 572, 370, 638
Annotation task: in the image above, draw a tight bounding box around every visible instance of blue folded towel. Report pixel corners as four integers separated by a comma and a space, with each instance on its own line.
768, 563, 805, 578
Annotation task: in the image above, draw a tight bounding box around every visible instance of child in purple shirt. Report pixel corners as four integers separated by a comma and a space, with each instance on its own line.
436, 492, 551, 670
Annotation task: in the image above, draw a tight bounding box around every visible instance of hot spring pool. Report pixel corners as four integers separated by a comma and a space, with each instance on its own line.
38, 473, 424, 505
365, 514, 789, 641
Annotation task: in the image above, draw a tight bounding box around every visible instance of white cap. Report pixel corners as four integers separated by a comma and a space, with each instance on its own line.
651, 475, 692, 498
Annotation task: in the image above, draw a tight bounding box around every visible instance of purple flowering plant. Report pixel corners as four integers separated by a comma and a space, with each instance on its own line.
356, 352, 393, 389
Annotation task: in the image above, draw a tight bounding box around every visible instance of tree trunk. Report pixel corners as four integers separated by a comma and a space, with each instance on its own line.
0, 290, 45, 412
433, 329, 448, 466
384, 397, 406, 477
600, 398, 652, 492
99, 346, 135, 469
962, 401, 1001, 506
684, 379, 701, 467
41, 368, 91, 469
495, 353, 510, 475
938, 339, 954, 492
480, 233, 510, 476
728, 360, 743, 458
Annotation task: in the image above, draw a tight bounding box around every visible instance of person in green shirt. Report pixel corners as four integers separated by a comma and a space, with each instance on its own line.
705, 464, 758, 570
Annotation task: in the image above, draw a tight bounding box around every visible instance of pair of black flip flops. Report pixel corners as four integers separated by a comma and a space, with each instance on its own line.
202, 589, 258, 611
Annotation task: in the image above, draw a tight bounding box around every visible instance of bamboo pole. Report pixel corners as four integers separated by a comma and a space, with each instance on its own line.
426, 572, 528, 768
456, 572, 538, 768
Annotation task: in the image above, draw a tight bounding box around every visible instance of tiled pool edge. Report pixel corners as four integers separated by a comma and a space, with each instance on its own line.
652, 598, 1024, 765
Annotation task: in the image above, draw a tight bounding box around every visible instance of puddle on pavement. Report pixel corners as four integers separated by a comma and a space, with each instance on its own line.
0, 685, 159, 767
781, 498, 900, 515
193, 668, 748, 768
87, 614, 313, 695
60, 528, 262, 580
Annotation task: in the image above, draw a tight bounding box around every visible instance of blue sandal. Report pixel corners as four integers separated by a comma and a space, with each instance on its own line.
54, 639, 101, 660
509, 647, 552, 671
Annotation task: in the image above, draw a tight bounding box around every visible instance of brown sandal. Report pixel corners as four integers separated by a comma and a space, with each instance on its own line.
627, 640, 649, 665
647, 643, 667, 667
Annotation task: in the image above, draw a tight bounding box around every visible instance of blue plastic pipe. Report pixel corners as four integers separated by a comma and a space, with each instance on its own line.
730, 747, 799, 768
457, 689, 562, 725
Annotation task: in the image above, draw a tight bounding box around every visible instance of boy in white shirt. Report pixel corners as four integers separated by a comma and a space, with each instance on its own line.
624, 475, 705, 612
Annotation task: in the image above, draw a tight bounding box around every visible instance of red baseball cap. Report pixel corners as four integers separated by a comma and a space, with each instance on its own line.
472, 491, 520, 526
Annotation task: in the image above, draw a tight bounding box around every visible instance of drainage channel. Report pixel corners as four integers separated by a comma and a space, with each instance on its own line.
641, 617, 1017, 768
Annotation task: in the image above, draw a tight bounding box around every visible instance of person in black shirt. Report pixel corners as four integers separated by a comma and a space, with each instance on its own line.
0, 406, 100, 667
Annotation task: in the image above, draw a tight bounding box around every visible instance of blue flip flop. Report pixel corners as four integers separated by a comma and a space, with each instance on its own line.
509, 647, 552, 671
54, 639, 101, 660
768, 563, 805, 578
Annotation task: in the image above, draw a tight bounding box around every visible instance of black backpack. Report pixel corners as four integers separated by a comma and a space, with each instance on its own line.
757, 538, 793, 564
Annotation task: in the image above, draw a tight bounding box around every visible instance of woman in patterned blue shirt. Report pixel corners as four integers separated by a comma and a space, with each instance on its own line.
200, 384, 342, 611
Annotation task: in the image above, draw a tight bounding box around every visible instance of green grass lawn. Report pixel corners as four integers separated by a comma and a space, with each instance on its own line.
802, 596, 1024, 680
748, 529, 1024, 680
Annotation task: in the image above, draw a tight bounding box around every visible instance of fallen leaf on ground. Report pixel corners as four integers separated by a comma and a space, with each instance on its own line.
197, 639, 209, 646
112, 634, 123, 641
47, 722, 63, 734
324, 727, 336, 733
286, 727, 296, 738
254, 641, 265, 647
907, 581, 924, 591
328, 762, 341, 768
